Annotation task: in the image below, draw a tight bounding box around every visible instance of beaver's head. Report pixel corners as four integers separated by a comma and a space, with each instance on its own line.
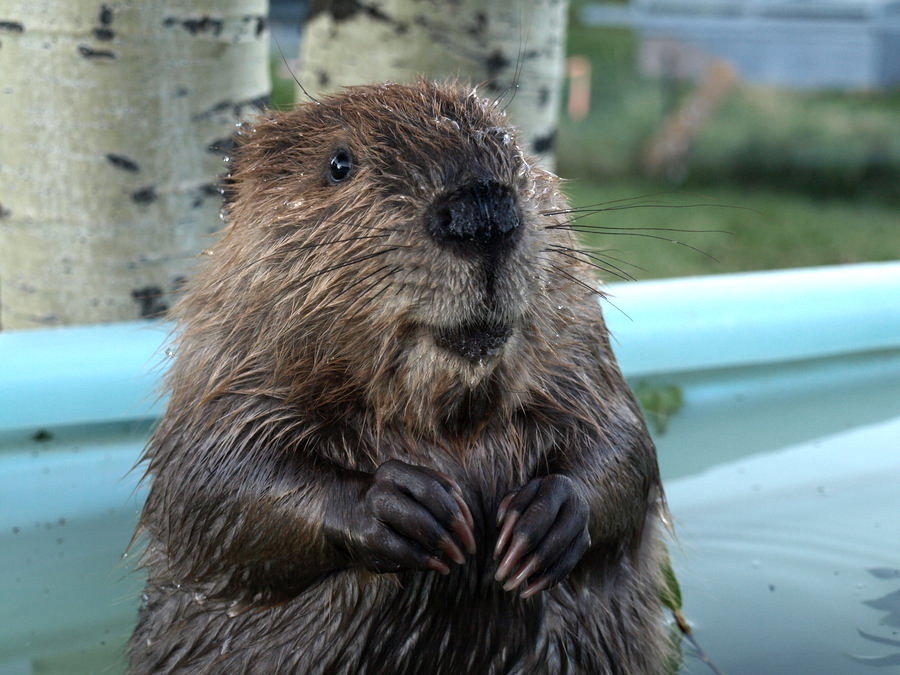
174, 82, 597, 437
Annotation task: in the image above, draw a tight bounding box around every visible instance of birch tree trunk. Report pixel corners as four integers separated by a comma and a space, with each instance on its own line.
0, 0, 269, 330
296, 0, 568, 169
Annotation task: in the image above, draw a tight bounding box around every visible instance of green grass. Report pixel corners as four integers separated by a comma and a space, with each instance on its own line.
560, 179, 900, 280
270, 57, 300, 110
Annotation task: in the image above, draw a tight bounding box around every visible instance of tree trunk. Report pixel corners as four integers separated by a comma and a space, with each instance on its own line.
0, 0, 269, 330
296, 0, 568, 169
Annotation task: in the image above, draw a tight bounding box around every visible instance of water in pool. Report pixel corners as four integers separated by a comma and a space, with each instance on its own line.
2, 392, 899, 674
666, 416, 900, 674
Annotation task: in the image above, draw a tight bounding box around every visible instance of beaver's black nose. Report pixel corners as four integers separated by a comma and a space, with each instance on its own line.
425, 181, 521, 257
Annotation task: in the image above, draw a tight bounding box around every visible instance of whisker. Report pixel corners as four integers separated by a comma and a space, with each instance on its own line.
549, 217, 729, 234
578, 247, 646, 274
546, 262, 601, 297
543, 198, 756, 224
206, 217, 408, 293
599, 294, 634, 324
496, 27, 528, 112
560, 189, 702, 207
335, 220, 408, 237
546, 245, 638, 282
208, 247, 290, 291
542, 204, 726, 261
344, 264, 403, 322
272, 34, 318, 105
291, 230, 394, 253
565, 228, 721, 262
303, 247, 404, 285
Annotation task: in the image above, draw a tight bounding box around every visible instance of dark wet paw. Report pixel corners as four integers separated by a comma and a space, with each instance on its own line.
348, 460, 476, 575
493, 474, 590, 598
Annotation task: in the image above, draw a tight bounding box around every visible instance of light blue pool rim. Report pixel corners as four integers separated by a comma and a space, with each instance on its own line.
1, 261, 898, 433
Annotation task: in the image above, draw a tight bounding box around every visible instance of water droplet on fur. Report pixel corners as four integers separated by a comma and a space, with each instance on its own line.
435, 116, 460, 131
164, 347, 175, 357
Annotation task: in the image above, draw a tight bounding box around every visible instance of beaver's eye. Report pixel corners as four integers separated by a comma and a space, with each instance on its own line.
328, 148, 353, 183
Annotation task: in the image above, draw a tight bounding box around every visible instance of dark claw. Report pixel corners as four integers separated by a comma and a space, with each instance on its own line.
493, 474, 590, 597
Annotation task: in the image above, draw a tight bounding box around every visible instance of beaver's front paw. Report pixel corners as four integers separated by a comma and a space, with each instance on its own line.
493, 474, 590, 598
346, 460, 476, 575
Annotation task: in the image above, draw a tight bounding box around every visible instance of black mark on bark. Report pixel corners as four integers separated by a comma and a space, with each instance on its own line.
207, 137, 237, 156
94, 4, 115, 40
486, 49, 510, 80
308, 0, 401, 28
131, 187, 157, 204
190, 183, 221, 208
244, 15, 267, 36
532, 130, 557, 155
537, 86, 550, 107
131, 286, 168, 318
192, 95, 269, 122
163, 16, 224, 37
78, 44, 116, 59
106, 153, 140, 173
469, 12, 488, 37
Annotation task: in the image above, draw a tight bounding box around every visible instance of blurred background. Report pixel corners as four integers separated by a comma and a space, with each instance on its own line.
274, 0, 900, 279
557, 0, 900, 279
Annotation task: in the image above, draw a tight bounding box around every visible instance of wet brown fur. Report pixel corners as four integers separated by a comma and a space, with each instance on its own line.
128, 81, 671, 674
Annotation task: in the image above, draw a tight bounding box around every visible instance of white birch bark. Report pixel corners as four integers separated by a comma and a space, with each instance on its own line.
297, 0, 568, 169
0, 0, 269, 329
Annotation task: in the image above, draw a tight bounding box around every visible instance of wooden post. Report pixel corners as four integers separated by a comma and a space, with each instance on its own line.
641, 61, 738, 182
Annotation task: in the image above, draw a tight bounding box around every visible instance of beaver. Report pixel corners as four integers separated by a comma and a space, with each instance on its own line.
128, 80, 671, 674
